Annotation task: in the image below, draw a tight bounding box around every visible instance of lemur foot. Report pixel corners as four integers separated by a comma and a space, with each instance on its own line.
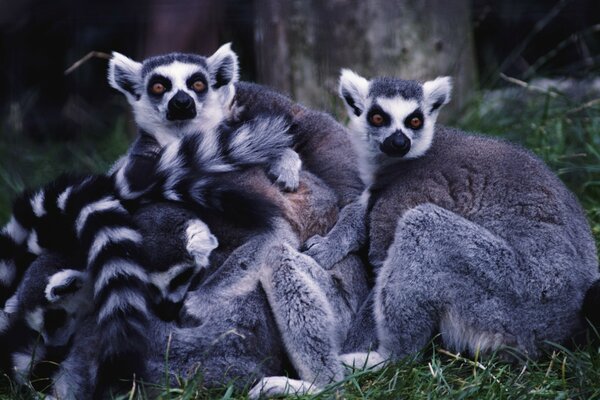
268, 148, 301, 192
248, 377, 318, 399
340, 351, 387, 373
185, 220, 218, 268
302, 234, 345, 270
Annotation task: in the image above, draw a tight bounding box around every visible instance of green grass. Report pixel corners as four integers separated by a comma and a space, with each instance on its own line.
0, 82, 599, 399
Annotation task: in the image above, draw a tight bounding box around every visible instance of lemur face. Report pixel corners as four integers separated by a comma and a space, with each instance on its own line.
108, 43, 239, 144
339, 70, 452, 159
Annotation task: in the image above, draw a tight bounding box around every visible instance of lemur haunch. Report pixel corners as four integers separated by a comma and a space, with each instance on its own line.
338, 70, 599, 361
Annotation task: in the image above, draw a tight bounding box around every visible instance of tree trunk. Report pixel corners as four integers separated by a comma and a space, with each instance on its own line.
254, 0, 477, 120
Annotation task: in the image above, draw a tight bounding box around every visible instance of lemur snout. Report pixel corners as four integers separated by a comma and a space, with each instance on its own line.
167, 90, 197, 121
380, 131, 411, 157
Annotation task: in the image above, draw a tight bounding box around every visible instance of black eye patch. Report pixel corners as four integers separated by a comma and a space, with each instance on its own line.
366, 105, 391, 127
147, 74, 172, 97
186, 72, 208, 90
404, 109, 425, 129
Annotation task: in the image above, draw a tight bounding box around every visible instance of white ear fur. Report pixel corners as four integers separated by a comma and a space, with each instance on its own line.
422, 76, 452, 113
108, 52, 143, 103
339, 69, 370, 117
206, 42, 239, 89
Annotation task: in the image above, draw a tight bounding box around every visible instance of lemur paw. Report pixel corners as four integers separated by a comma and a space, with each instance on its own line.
268, 149, 301, 192
185, 220, 218, 268
302, 234, 344, 270
248, 377, 318, 399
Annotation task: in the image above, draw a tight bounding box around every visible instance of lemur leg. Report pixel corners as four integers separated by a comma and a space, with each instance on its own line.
259, 243, 344, 388
374, 203, 524, 360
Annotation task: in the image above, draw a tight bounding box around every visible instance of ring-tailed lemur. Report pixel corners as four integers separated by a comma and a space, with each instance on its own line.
105, 45, 369, 396
336, 70, 599, 362
108, 43, 367, 271
108, 43, 302, 197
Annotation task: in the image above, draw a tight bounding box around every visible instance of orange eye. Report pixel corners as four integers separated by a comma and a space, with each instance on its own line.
370, 114, 384, 127
151, 82, 166, 95
409, 117, 422, 129
192, 80, 206, 92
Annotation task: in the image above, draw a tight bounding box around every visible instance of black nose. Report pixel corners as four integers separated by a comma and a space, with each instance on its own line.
167, 90, 197, 121
380, 132, 411, 157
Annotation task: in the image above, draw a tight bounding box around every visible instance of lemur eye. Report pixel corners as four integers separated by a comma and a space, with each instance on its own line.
370, 114, 385, 127
192, 80, 206, 92
151, 83, 166, 95
409, 117, 422, 129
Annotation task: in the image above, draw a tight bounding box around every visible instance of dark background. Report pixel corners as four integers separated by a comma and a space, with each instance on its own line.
0, 0, 598, 140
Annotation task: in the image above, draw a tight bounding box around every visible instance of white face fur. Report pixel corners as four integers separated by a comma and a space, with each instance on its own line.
339, 69, 452, 161
108, 43, 239, 146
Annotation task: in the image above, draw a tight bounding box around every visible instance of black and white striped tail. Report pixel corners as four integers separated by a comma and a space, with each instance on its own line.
1, 175, 90, 308
58, 175, 150, 390
114, 115, 291, 227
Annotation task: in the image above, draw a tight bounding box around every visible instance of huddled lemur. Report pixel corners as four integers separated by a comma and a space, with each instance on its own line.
337, 70, 600, 362
104, 43, 369, 396
108, 43, 367, 270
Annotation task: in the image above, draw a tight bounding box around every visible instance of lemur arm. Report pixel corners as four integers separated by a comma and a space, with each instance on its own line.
302, 194, 368, 269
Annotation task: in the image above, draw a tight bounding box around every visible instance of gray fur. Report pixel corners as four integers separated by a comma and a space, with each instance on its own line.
339, 72, 599, 362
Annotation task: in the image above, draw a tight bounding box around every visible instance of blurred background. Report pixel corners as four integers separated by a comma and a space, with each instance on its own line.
0, 0, 599, 242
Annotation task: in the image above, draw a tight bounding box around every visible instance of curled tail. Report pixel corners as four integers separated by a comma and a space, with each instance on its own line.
0, 174, 82, 307
114, 115, 290, 228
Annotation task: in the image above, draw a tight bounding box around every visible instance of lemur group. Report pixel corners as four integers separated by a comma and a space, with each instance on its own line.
0, 43, 598, 399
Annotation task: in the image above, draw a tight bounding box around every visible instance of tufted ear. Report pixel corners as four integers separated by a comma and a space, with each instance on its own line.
339, 69, 370, 117
206, 42, 239, 89
422, 76, 452, 114
108, 52, 143, 103
45, 269, 86, 303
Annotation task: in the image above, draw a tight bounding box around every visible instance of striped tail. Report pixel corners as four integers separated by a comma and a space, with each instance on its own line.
114, 115, 291, 228
59, 175, 150, 391
1, 175, 89, 308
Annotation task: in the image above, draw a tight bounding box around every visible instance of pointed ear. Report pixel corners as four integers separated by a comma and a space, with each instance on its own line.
45, 269, 86, 303
339, 69, 370, 117
108, 52, 143, 103
423, 76, 452, 113
207, 43, 239, 89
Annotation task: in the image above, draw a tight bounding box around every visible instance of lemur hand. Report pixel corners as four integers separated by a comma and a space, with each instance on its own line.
268, 148, 301, 192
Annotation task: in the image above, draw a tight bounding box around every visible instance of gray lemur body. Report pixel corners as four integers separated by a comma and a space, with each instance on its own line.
338, 70, 599, 361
